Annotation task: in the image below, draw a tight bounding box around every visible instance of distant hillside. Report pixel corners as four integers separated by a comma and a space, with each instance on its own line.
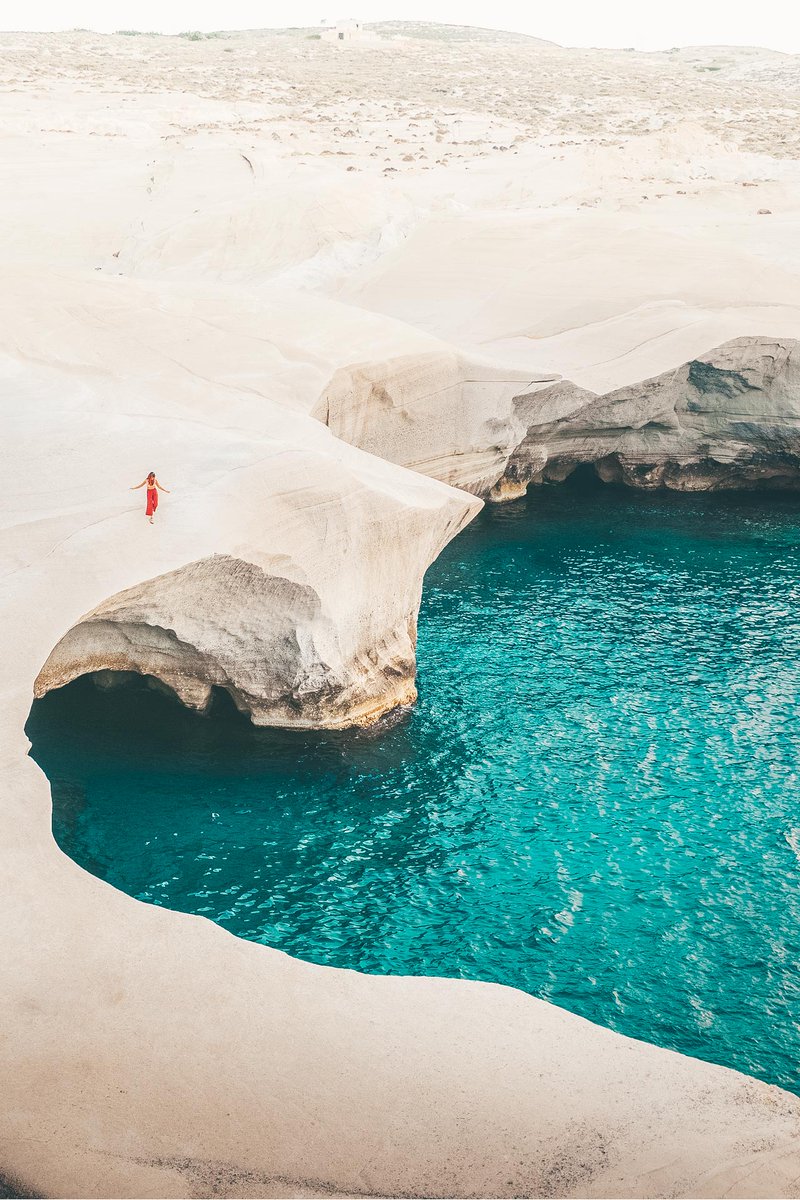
209, 22, 559, 46
364, 20, 559, 46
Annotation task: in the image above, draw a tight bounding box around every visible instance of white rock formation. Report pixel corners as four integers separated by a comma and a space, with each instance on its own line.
316, 338, 800, 503
316, 349, 557, 499
4, 27, 800, 1200
7, 266, 478, 729
509, 336, 800, 491
34, 481, 476, 728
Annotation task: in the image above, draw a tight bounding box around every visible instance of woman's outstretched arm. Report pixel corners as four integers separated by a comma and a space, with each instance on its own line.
155, 479, 171, 493
129, 479, 147, 490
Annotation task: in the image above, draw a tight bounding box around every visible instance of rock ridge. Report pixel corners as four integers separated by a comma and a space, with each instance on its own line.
318, 337, 800, 502
510, 336, 800, 492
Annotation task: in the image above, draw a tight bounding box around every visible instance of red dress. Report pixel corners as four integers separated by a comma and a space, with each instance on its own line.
146, 487, 158, 516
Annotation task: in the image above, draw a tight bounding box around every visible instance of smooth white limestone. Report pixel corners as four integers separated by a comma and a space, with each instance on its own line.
3, 26, 800, 1198
315, 338, 800, 499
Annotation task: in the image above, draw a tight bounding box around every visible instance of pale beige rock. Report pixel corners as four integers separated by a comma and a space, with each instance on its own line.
315, 349, 557, 496
5, 269, 478, 729
34, 481, 475, 729
315, 338, 800, 502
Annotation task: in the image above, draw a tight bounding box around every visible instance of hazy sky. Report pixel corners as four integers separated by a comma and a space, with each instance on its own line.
2, 0, 799, 52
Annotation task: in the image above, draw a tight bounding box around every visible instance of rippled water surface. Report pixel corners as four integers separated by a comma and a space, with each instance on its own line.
28, 488, 800, 1091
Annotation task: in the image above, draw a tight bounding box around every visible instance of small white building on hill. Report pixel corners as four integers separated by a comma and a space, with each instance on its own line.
320, 19, 382, 43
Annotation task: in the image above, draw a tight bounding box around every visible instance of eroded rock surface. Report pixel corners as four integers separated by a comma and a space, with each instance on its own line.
315, 349, 557, 498
511, 336, 800, 492
7, 27, 800, 1200
30, 440, 478, 729
319, 339, 800, 503
34, 556, 423, 727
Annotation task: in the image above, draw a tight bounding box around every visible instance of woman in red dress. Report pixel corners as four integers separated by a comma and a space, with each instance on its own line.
130, 471, 170, 523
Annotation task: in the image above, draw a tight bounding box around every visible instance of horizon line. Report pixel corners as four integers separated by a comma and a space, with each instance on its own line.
0, 19, 795, 55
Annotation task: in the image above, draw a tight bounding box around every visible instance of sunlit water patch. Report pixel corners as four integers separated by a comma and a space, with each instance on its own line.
27, 489, 800, 1091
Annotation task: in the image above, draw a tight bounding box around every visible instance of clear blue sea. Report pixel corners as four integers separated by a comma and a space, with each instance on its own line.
27, 487, 800, 1092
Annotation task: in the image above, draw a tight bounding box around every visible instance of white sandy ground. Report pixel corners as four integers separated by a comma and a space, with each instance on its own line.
3, 25, 800, 1197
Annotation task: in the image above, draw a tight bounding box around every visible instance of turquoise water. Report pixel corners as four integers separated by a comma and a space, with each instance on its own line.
27, 488, 800, 1092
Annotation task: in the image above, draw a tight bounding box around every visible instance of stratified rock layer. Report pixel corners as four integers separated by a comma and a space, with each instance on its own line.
511, 336, 800, 491
319, 339, 800, 501
34, 556, 422, 727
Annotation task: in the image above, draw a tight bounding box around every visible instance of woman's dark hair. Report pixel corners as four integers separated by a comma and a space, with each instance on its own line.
147, 471, 155, 480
